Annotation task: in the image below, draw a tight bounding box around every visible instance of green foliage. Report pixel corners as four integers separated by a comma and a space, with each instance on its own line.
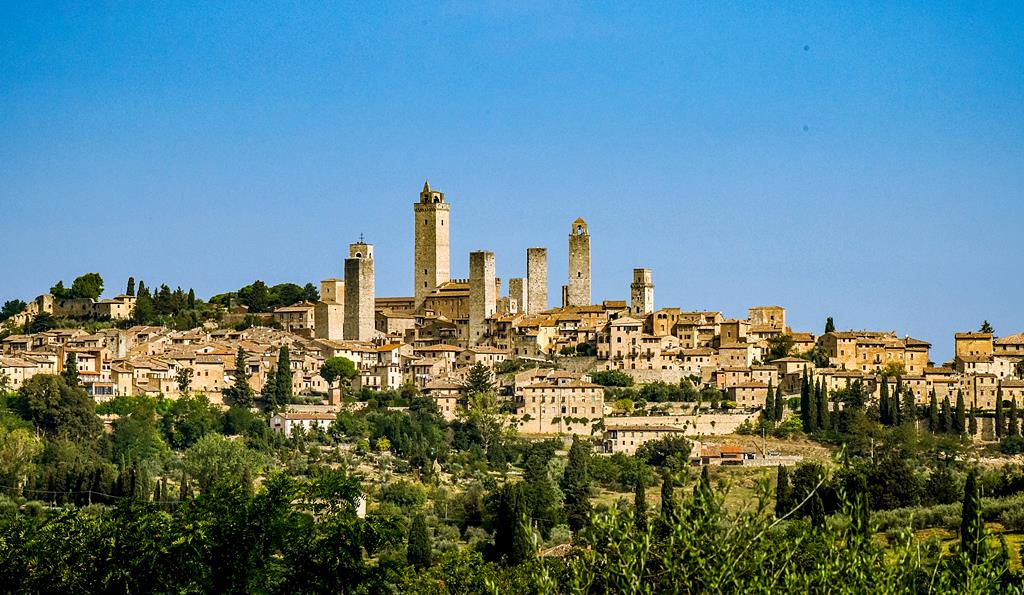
27, 312, 57, 333
561, 436, 592, 531
320, 356, 357, 388
961, 469, 986, 563
488, 481, 533, 566
224, 348, 254, 408
765, 333, 796, 361
407, 512, 432, 569
51, 272, 104, 300
464, 363, 495, 397
161, 393, 223, 450
182, 434, 263, 494
61, 352, 80, 388
211, 280, 316, 313
111, 404, 170, 467
635, 435, 692, 471
590, 369, 634, 387
19, 375, 101, 440
999, 435, 1024, 455
0, 299, 27, 322
275, 346, 293, 408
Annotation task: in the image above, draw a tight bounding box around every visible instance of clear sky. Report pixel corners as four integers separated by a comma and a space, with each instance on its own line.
2, 2, 1022, 362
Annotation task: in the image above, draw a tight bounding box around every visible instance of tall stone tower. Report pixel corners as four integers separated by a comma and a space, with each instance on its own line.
508, 277, 527, 315
315, 278, 344, 340
468, 251, 496, 344
630, 268, 654, 317
567, 218, 591, 307
344, 241, 375, 341
414, 181, 451, 309
526, 247, 548, 314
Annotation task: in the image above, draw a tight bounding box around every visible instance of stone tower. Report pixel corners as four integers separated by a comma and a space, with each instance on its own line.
630, 268, 654, 317
508, 277, 527, 315
468, 251, 496, 345
315, 278, 344, 340
567, 218, 591, 307
526, 247, 548, 314
344, 241, 375, 341
414, 181, 451, 309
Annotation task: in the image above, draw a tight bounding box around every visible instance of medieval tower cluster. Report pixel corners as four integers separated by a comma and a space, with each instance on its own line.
312, 180, 655, 346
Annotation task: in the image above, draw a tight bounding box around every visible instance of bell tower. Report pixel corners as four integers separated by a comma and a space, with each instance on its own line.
414, 181, 451, 309
567, 218, 591, 307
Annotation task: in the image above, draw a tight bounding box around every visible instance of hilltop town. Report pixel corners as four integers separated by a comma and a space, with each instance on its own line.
2, 181, 1022, 454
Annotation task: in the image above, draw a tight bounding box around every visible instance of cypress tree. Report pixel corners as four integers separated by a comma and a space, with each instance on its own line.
879, 379, 891, 426
407, 512, 432, 569
817, 382, 830, 431
849, 472, 871, 539
634, 475, 647, 530
187, 288, 196, 309
902, 386, 917, 425
941, 396, 953, 434
263, 365, 279, 411
824, 317, 835, 334
995, 383, 1005, 438
810, 492, 826, 529
126, 276, 135, 296
961, 469, 985, 564
773, 382, 784, 422
807, 379, 819, 433
954, 389, 966, 434
775, 465, 791, 518
275, 346, 293, 406
660, 469, 677, 526
561, 436, 592, 531
1010, 398, 1020, 437
764, 379, 775, 422
493, 482, 533, 566
892, 377, 903, 426
969, 406, 978, 437
800, 370, 812, 432
929, 389, 939, 432
61, 352, 80, 388
226, 347, 254, 408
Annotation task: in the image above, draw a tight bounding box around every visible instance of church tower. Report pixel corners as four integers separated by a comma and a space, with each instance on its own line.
567, 218, 591, 307
414, 181, 451, 309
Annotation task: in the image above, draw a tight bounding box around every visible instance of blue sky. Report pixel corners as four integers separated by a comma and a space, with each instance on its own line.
2, 2, 1022, 361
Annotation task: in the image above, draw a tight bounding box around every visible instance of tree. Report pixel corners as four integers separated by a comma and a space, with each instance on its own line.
70, 272, 104, 300
490, 482, 533, 566
929, 389, 939, 432
954, 389, 966, 434
590, 369, 634, 387
879, 379, 892, 426
320, 356, 357, 390
407, 512, 432, 569
187, 288, 196, 309
182, 433, 263, 494
19, 375, 102, 440
176, 367, 194, 396
800, 370, 812, 432
765, 334, 795, 361
816, 382, 829, 431
302, 283, 320, 302
995, 384, 1005, 439
775, 465, 791, 518
0, 299, 27, 322
61, 352, 80, 387
940, 396, 953, 434
224, 348, 254, 408
275, 346, 293, 407
126, 277, 135, 296
633, 474, 647, 530
773, 383, 784, 422
237, 280, 271, 312
961, 469, 986, 563
824, 317, 835, 334
980, 320, 994, 334
659, 469, 677, 526
901, 386, 916, 424
463, 363, 495, 399
1010, 398, 1020, 437
763, 380, 775, 422
112, 406, 170, 467
27, 312, 57, 333
562, 436, 592, 531
807, 379, 820, 432
0, 427, 43, 493
162, 393, 222, 449
969, 406, 978, 436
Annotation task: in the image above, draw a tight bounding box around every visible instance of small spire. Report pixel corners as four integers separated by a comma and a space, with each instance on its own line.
359, 232, 365, 244
422, 180, 431, 193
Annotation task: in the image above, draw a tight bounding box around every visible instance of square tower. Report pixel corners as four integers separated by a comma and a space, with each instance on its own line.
469, 251, 496, 345
414, 181, 451, 309
508, 277, 527, 315
567, 218, 591, 307
630, 268, 654, 317
526, 247, 548, 314
315, 278, 344, 340
344, 241, 375, 341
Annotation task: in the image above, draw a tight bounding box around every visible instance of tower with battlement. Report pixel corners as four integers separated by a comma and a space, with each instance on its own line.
414, 181, 451, 310
567, 218, 591, 307
344, 241, 375, 341
526, 247, 547, 314
630, 268, 654, 317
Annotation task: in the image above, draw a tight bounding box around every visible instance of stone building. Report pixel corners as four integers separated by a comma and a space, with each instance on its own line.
630, 268, 654, 317
526, 247, 548, 314
314, 278, 344, 340
344, 241, 375, 341
468, 251, 496, 345
414, 181, 451, 309
508, 277, 527, 315
567, 218, 591, 307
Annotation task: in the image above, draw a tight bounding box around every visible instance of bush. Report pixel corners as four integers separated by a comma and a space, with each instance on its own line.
998, 506, 1024, 532
999, 435, 1024, 455
591, 370, 634, 387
